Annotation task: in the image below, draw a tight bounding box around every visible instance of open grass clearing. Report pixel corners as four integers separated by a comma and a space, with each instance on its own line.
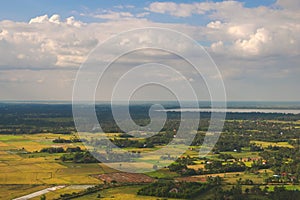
261, 185, 300, 192
73, 185, 183, 200
220, 151, 260, 159
146, 168, 179, 179
250, 140, 294, 148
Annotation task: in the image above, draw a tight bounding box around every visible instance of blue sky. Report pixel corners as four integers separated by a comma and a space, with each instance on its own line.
0, 0, 299, 101
0, 0, 279, 33
0, 0, 277, 22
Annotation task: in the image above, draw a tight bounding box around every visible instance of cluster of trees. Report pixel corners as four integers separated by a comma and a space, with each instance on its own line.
250, 143, 264, 151
168, 163, 198, 176
218, 153, 235, 161
40, 147, 82, 154
250, 159, 270, 171
167, 156, 201, 176
60, 151, 99, 163
40, 147, 65, 154
214, 180, 300, 200
112, 138, 154, 148
137, 180, 211, 199
213, 135, 250, 153
54, 184, 108, 200
204, 161, 247, 174
223, 120, 300, 143
269, 186, 300, 200
259, 147, 300, 183
2, 103, 299, 136
60, 150, 141, 163
0, 104, 75, 134
94, 118, 300, 154
88, 138, 154, 149
88, 131, 177, 149
168, 159, 247, 176
0, 127, 73, 135
52, 137, 81, 143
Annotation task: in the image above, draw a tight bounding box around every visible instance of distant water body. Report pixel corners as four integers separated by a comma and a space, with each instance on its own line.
164, 108, 300, 114
1, 101, 300, 107
163, 101, 300, 114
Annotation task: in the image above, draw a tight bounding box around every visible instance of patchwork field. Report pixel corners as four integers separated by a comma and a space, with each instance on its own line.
0, 125, 299, 200
0, 134, 103, 189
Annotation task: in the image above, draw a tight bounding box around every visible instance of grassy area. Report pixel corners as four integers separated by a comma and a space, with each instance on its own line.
0, 134, 101, 185
73, 185, 183, 200
0, 133, 86, 152
146, 168, 179, 179
262, 185, 300, 192
219, 151, 260, 159
250, 140, 294, 148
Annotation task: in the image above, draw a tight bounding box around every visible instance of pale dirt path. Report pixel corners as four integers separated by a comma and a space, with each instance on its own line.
13, 185, 66, 200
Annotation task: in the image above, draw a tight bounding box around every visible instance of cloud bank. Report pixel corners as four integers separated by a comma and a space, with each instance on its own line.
0, 0, 299, 100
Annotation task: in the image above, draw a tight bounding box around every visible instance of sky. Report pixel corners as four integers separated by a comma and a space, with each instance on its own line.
0, 0, 299, 101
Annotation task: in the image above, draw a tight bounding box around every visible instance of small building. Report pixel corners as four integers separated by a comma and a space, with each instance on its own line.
169, 188, 179, 193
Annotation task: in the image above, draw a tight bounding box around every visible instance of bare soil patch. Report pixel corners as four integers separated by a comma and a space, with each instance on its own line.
94, 172, 155, 184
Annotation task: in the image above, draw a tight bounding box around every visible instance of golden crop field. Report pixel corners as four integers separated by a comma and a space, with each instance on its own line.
250, 140, 294, 148
0, 134, 103, 187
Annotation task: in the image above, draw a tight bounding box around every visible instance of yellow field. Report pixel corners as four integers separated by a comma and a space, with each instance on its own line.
0, 133, 86, 152
250, 140, 294, 148
0, 133, 199, 199
187, 164, 205, 170
0, 134, 102, 185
